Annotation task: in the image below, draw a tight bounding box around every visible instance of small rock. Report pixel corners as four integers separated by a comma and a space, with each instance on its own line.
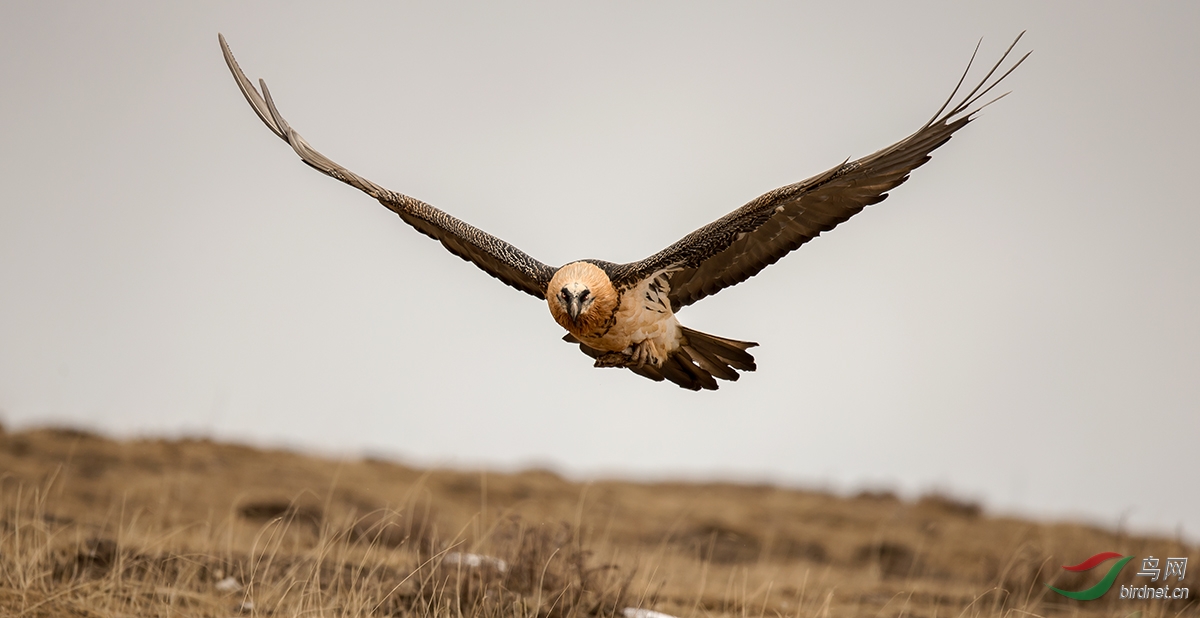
623, 608, 680, 618
444, 552, 508, 572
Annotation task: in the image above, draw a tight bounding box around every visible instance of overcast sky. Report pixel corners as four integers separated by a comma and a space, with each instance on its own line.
1, 2, 1197, 540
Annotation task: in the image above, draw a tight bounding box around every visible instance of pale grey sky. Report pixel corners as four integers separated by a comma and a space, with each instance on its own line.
1, 2, 1197, 539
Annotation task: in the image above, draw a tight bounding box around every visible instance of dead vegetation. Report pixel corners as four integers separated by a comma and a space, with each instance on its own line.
0, 425, 1195, 617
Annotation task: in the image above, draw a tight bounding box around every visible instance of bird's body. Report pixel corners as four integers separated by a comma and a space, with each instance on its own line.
544, 261, 757, 390
584, 269, 679, 363
219, 33, 1028, 390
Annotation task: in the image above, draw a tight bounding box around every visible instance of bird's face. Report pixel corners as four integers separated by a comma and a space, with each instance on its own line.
558, 281, 594, 322
546, 261, 618, 337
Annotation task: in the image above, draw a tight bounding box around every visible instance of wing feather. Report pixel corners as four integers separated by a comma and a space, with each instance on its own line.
610, 34, 1030, 310
219, 34, 557, 299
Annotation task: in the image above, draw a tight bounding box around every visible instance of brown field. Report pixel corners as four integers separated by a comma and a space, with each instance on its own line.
0, 425, 1194, 618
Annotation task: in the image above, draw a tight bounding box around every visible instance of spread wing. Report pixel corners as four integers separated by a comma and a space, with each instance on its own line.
609, 34, 1030, 311
219, 34, 557, 299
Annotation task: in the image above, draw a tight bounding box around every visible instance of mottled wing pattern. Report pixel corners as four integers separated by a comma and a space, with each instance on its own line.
610, 34, 1029, 311
220, 34, 557, 299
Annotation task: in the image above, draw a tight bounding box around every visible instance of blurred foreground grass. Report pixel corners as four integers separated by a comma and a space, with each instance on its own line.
1, 426, 1194, 617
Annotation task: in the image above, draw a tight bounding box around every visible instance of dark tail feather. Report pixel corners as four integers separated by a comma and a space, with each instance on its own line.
663, 350, 720, 391
682, 327, 757, 372
660, 328, 758, 391
680, 344, 738, 382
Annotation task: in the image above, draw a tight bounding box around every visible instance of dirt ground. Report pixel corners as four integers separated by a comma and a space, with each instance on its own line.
0, 425, 1194, 617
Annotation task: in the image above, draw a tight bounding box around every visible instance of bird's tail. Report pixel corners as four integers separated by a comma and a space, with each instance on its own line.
631, 327, 758, 391
566, 328, 758, 391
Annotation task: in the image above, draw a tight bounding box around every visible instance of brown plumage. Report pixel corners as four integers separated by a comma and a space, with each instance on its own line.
219, 33, 1029, 391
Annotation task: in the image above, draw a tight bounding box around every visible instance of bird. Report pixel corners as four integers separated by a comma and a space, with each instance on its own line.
219, 33, 1028, 391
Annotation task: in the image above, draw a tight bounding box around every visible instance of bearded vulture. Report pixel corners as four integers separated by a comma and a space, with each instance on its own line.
220, 33, 1028, 391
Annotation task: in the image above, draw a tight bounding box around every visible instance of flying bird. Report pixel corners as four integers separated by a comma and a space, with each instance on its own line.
219, 33, 1028, 391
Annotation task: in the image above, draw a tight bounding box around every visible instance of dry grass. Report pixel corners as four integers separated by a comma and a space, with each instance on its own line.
0, 425, 1195, 618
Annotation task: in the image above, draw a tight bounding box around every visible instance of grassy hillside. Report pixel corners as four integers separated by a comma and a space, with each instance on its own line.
0, 425, 1194, 617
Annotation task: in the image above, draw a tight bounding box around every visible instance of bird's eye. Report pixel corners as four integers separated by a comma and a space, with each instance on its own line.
560, 288, 570, 299
580, 290, 590, 300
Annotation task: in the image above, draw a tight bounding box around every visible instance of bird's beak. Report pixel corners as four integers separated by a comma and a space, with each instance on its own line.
566, 297, 582, 321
